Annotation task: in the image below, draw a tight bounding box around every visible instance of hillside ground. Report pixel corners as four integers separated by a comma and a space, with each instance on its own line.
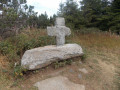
0, 29, 120, 90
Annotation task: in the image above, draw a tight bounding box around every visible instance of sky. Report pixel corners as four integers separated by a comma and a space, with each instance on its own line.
27, 0, 80, 17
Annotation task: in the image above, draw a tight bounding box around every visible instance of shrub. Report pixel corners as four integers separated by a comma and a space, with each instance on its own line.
0, 41, 15, 55
0, 29, 56, 63
7, 51, 20, 62
13, 65, 27, 78
24, 38, 36, 50
53, 59, 73, 69
36, 36, 55, 47
81, 54, 87, 62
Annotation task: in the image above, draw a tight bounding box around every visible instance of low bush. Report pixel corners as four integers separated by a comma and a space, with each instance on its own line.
0, 40, 15, 55
13, 65, 27, 78
36, 36, 55, 47
53, 59, 73, 69
0, 29, 55, 64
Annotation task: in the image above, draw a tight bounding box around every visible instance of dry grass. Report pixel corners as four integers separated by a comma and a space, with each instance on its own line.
72, 32, 120, 49
21, 28, 47, 38
0, 56, 9, 69
0, 29, 120, 90
70, 32, 120, 90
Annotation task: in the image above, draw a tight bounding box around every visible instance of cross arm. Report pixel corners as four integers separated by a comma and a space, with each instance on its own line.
47, 26, 57, 36
58, 26, 71, 36
65, 27, 71, 36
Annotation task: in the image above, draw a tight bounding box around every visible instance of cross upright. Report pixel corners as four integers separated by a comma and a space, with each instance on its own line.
47, 17, 71, 46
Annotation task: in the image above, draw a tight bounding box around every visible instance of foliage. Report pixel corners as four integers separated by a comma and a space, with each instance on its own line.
37, 12, 49, 28
0, 29, 55, 62
0, 40, 14, 55
36, 36, 55, 47
53, 59, 73, 69
0, 0, 38, 37
57, 0, 119, 34
0, 29, 56, 79
13, 65, 27, 78
0, 0, 120, 37
58, 0, 85, 30
109, 0, 120, 34
81, 54, 87, 62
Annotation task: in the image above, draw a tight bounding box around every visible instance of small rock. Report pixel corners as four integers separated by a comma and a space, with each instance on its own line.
78, 74, 82, 79
79, 68, 88, 74
69, 69, 74, 73
79, 61, 83, 64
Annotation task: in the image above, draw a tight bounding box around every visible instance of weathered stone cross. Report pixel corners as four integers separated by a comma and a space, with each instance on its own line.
47, 17, 71, 46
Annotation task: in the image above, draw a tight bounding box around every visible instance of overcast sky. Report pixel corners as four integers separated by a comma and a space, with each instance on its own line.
27, 0, 80, 17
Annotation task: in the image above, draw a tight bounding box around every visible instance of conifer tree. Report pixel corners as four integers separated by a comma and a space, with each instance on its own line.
109, 0, 120, 34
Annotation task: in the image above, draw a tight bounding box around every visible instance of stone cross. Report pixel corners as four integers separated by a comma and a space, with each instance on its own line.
47, 17, 71, 46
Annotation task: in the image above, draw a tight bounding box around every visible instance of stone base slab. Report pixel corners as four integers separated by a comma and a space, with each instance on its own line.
34, 76, 85, 90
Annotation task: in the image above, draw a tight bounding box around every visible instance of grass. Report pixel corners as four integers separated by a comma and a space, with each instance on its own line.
0, 28, 120, 90
69, 31, 120, 90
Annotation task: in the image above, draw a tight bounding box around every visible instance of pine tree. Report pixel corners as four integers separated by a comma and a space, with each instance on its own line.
57, 2, 64, 17
37, 12, 49, 28
0, 0, 36, 36
97, 0, 110, 31
109, 0, 120, 34
80, 0, 102, 27
59, 0, 83, 29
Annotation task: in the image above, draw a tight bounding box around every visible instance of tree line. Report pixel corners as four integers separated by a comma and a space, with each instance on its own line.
0, 0, 56, 37
58, 0, 120, 34
0, 0, 120, 37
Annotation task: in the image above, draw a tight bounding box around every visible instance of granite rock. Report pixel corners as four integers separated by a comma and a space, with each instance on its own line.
21, 44, 83, 70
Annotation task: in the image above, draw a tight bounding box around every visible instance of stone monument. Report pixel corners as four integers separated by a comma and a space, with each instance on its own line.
47, 17, 71, 46
21, 17, 83, 70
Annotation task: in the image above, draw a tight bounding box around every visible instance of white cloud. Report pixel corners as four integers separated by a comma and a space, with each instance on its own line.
27, 0, 80, 17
